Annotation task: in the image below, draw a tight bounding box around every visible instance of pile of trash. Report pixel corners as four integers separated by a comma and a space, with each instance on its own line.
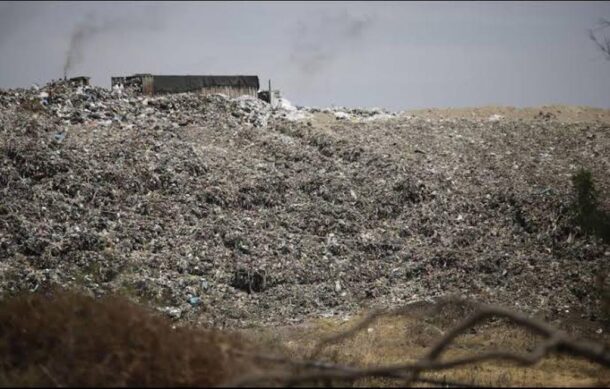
0, 79, 314, 131
0, 79, 609, 330
303, 106, 400, 122
273, 98, 313, 122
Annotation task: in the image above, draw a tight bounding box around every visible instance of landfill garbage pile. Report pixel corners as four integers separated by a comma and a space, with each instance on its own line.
0, 80, 295, 130
1, 79, 609, 329
304, 105, 400, 122
273, 98, 313, 122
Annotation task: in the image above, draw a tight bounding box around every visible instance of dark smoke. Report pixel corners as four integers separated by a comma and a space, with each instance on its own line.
63, 12, 160, 79
289, 9, 375, 76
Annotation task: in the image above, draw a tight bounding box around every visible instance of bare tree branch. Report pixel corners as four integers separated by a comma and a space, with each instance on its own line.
589, 18, 610, 60
221, 298, 610, 387
310, 299, 441, 359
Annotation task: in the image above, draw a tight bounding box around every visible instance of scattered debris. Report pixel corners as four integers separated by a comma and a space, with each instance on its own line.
488, 114, 504, 122
188, 296, 202, 307
231, 268, 268, 294
0, 79, 608, 329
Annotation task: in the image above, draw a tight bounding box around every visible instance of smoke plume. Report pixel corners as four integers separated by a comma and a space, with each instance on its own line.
289, 9, 375, 76
63, 12, 160, 79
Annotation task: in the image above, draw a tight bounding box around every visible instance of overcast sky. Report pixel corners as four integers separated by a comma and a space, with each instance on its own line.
1, 1, 609, 110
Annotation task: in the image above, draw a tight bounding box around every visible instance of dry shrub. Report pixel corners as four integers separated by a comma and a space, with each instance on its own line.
0, 289, 251, 387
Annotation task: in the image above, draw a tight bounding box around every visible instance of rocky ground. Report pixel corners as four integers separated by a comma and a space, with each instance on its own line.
0, 80, 608, 330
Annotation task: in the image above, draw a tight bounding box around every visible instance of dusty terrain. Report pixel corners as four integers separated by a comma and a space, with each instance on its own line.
405, 105, 610, 124
0, 80, 609, 385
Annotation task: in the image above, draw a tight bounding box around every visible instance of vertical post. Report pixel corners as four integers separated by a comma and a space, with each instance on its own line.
268, 79, 272, 107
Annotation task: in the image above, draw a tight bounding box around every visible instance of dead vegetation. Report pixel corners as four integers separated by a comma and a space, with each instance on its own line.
0, 289, 607, 387
0, 288, 258, 387
235, 298, 610, 387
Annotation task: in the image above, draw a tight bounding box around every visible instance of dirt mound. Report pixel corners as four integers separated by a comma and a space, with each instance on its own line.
0, 81, 608, 329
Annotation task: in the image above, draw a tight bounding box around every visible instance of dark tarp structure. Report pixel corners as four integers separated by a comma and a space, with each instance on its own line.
68, 76, 90, 85
151, 75, 259, 94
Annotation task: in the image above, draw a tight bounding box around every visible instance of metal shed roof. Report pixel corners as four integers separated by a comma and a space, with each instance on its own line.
151, 75, 259, 93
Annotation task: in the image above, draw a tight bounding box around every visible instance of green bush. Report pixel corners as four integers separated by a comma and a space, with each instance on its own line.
571, 168, 610, 244
571, 168, 610, 324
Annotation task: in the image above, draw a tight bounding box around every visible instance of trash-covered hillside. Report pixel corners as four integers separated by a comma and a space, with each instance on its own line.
1, 79, 608, 328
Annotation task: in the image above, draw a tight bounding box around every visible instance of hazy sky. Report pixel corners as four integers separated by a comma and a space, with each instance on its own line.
1, 1, 609, 110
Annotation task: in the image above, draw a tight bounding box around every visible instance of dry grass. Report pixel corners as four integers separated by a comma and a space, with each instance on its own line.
243, 306, 610, 387
0, 289, 258, 387
0, 289, 608, 387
